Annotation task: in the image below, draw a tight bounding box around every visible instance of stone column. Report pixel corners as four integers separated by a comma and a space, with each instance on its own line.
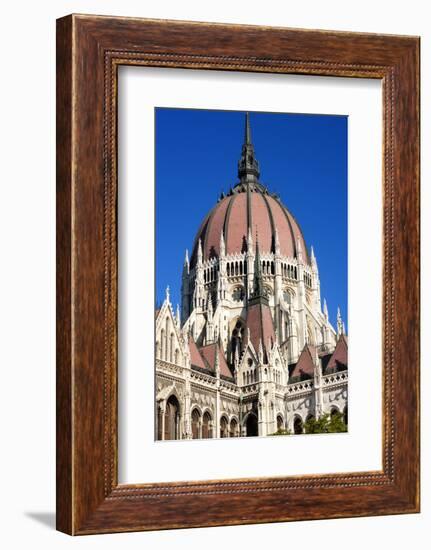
160, 401, 166, 441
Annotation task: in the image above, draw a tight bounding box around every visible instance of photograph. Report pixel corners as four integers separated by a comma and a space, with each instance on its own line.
155, 108, 348, 440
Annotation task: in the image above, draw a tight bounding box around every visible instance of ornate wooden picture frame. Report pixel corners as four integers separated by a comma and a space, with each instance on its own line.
56, 14, 420, 535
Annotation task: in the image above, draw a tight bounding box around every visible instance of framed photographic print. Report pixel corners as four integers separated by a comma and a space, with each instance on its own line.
56, 15, 420, 534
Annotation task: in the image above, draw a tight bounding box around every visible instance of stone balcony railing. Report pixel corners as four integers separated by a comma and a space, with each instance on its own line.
156, 359, 185, 377
322, 371, 348, 386
286, 380, 313, 396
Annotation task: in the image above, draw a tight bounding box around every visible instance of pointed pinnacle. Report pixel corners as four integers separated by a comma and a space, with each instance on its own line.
248, 226, 253, 245
296, 235, 303, 261
197, 239, 203, 263
220, 231, 226, 255
245, 112, 251, 145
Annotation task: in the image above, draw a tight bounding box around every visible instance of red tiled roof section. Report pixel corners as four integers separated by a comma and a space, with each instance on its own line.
190, 191, 310, 265
250, 192, 272, 253
188, 335, 207, 370
325, 334, 348, 372
202, 195, 231, 261
225, 193, 248, 256
290, 345, 316, 379
266, 195, 296, 258
199, 342, 233, 379
246, 302, 275, 358
285, 207, 309, 263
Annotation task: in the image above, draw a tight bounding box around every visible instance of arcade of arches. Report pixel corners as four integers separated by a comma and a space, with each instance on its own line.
157, 401, 242, 440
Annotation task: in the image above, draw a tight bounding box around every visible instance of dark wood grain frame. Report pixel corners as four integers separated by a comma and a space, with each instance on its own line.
56, 14, 420, 535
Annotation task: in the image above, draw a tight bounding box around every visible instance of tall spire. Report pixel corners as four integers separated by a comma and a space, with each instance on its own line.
237, 112, 260, 183
245, 110, 252, 144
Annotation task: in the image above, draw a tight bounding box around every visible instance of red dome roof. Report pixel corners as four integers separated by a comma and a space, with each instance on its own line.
190, 187, 309, 266
190, 113, 310, 267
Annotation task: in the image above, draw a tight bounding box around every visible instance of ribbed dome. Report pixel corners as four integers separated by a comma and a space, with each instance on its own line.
190, 113, 310, 267
190, 186, 309, 266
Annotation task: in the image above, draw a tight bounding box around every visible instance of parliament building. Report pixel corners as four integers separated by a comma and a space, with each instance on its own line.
155, 113, 348, 440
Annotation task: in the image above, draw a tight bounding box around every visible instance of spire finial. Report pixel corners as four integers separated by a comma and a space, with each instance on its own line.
183, 249, 190, 275
296, 235, 303, 263
220, 231, 226, 257
165, 285, 170, 303
237, 112, 260, 183
323, 298, 328, 320
245, 111, 251, 145
215, 347, 220, 377
258, 338, 264, 363
197, 238, 203, 265
247, 226, 253, 249
337, 307, 343, 336
274, 227, 280, 255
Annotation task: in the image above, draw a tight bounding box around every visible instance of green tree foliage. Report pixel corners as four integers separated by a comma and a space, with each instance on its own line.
304, 412, 347, 434
269, 428, 292, 436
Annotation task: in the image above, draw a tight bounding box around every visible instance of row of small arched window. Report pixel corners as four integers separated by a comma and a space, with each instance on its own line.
156, 319, 180, 364
191, 408, 239, 439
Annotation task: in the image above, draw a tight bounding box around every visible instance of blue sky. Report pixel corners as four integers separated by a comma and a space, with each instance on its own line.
155, 108, 347, 330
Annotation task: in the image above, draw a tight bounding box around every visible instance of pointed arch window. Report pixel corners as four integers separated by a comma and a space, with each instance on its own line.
191, 408, 201, 439
164, 395, 180, 440
202, 411, 212, 439
220, 416, 229, 438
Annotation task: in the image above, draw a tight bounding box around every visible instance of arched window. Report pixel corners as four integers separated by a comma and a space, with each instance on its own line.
276, 415, 284, 431
246, 413, 258, 437
232, 286, 244, 302
157, 405, 163, 440
174, 348, 179, 365
330, 407, 339, 419
169, 333, 174, 362
229, 418, 238, 437
155, 340, 160, 359
191, 408, 201, 439
283, 290, 291, 304
293, 416, 303, 434
231, 319, 245, 360
220, 416, 229, 438
165, 317, 170, 360
160, 329, 165, 360
164, 395, 180, 440
202, 411, 212, 439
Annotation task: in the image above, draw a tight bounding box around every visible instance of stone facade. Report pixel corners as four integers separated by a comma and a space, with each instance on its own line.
155, 113, 348, 440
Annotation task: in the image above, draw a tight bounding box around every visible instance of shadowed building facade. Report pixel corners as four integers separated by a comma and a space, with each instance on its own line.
155, 113, 348, 440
